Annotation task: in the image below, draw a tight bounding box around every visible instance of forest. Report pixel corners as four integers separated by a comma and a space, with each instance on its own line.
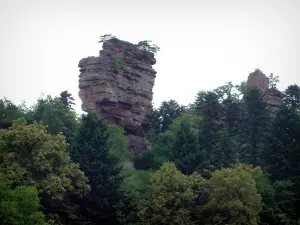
1, 71, 300, 225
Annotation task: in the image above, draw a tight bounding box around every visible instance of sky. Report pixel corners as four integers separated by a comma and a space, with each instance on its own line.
1, 0, 300, 113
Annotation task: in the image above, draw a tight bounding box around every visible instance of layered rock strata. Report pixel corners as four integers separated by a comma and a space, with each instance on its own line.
78, 39, 157, 153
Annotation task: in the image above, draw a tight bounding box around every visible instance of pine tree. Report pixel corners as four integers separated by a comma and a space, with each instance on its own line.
239, 87, 271, 166
70, 112, 123, 224
214, 81, 242, 135
265, 85, 300, 181
169, 114, 201, 174
210, 127, 238, 170
195, 91, 223, 161
265, 85, 300, 223
58, 90, 75, 108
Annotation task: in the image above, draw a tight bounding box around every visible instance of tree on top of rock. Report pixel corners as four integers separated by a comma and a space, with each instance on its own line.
137, 40, 160, 54
268, 73, 279, 89
98, 34, 117, 43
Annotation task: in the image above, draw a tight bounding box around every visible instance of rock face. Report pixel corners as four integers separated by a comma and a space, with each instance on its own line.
247, 70, 284, 117
78, 39, 157, 153
247, 70, 269, 93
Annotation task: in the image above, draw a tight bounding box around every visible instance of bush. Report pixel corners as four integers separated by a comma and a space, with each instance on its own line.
98, 34, 118, 43
115, 54, 124, 71
137, 40, 160, 54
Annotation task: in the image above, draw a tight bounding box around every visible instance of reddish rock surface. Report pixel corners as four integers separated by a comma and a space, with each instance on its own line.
247, 70, 284, 117
78, 39, 157, 153
247, 70, 269, 93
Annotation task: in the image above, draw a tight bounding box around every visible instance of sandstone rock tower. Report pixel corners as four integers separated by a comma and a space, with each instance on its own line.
78, 39, 157, 153
247, 70, 284, 117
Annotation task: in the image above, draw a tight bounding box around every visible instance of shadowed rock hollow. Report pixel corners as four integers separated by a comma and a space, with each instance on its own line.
78, 39, 157, 153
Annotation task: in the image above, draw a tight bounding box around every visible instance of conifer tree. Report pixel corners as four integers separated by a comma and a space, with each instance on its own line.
71, 112, 123, 224
239, 87, 271, 166
265, 85, 300, 223
58, 90, 75, 108
210, 127, 238, 170
195, 91, 223, 161
169, 114, 202, 174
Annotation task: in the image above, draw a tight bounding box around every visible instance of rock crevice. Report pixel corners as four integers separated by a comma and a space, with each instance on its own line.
78, 39, 157, 153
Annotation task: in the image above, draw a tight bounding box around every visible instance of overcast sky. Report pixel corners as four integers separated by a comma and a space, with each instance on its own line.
1, 0, 300, 113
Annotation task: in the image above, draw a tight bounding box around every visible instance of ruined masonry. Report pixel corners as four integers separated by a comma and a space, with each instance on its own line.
78, 39, 157, 153
247, 70, 284, 117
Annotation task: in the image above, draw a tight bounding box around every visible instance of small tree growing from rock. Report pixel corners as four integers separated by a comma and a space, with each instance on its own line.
115, 54, 124, 71
137, 40, 160, 54
268, 73, 279, 89
98, 34, 117, 43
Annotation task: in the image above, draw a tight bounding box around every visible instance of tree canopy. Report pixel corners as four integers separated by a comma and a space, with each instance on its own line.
2, 69, 300, 224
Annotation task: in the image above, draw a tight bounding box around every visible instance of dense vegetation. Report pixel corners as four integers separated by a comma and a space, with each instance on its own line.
98, 34, 160, 54
1, 71, 300, 225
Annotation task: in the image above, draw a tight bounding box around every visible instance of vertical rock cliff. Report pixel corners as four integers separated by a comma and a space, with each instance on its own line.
247, 70, 284, 117
78, 39, 157, 153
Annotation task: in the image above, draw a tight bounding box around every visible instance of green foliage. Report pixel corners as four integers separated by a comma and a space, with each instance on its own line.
213, 81, 240, 101
149, 100, 185, 136
115, 54, 124, 71
0, 173, 50, 225
121, 169, 152, 203
184, 103, 197, 115
142, 100, 186, 169
235, 81, 248, 97
195, 91, 223, 169
135, 162, 204, 225
239, 87, 271, 166
107, 124, 132, 164
213, 82, 242, 134
159, 100, 185, 133
273, 180, 297, 224
210, 127, 239, 170
203, 164, 262, 225
264, 85, 300, 223
139, 114, 203, 173
0, 120, 90, 199
134, 77, 300, 223
98, 34, 117, 43
236, 164, 282, 224
117, 169, 152, 225
70, 112, 123, 224
58, 91, 75, 108
268, 73, 280, 89
195, 90, 224, 121
3, 71, 300, 224
0, 98, 27, 129
284, 84, 300, 111
137, 40, 160, 54
0, 120, 89, 223
26, 94, 79, 144
168, 114, 202, 174
253, 68, 263, 73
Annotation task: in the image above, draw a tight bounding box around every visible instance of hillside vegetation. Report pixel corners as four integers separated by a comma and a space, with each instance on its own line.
1, 72, 300, 225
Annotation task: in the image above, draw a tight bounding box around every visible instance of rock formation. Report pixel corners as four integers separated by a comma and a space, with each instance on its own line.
247, 70, 284, 117
247, 70, 269, 93
78, 39, 157, 153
